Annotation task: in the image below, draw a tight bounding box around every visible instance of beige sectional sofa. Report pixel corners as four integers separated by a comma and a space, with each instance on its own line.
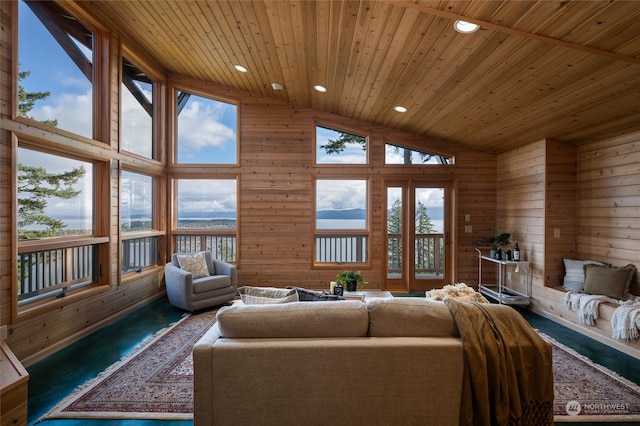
193, 297, 554, 426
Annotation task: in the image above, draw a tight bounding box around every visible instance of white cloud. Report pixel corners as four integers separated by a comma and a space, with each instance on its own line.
178, 100, 236, 151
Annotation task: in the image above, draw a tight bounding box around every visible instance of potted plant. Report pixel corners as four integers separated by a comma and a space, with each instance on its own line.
335, 270, 367, 292
476, 233, 511, 259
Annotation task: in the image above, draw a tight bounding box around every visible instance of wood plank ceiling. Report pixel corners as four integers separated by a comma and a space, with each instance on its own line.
84, 0, 640, 154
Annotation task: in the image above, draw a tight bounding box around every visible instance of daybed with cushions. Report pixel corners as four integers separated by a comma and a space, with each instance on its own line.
193, 297, 554, 426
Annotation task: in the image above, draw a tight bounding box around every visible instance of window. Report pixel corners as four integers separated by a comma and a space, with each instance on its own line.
385, 143, 453, 165
18, 148, 93, 239
174, 179, 237, 262
121, 171, 157, 274
315, 179, 368, 264
176, 91, 237, 164
121, 58, 154, 158
18, 0, 95, 139
316, 125, 367, 164
17, 147, 103, 305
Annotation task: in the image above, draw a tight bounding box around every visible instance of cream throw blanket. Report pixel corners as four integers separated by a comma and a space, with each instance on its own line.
444, 299, 554, 426
611, 296, 640, 341
425, 282, 489, 303
561, 290, 614, 326
562, 291, 640, 340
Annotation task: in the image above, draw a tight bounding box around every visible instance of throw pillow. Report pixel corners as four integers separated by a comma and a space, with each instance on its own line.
176, 252, 210, 279
286, 286, 345, 301
583, 264, 636, 300
238, 286, 299, 304
562, 258, 609, 291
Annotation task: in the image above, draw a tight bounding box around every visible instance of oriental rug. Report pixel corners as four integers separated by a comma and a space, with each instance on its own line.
546, 333, 640, 422
39, 311, 640, 422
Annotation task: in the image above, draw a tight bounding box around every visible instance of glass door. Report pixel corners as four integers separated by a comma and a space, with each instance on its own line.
385, 181, 451, 292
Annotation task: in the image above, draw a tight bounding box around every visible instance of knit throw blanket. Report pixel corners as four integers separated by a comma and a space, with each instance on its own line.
561, 291, 614, 326
425, 282, 489, 303
562, 291, 640, 341
611, 296, 640, 341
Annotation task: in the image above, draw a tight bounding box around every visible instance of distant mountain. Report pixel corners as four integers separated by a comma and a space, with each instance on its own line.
316, 209, 366, 219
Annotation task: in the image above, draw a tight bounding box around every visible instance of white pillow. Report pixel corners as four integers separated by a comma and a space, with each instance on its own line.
176, 252, 210, 279
238, 286, 299, 304
562, 258, 609, 291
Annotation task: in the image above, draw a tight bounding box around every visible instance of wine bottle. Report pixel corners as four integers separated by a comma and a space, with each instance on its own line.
513, 241, 520, 261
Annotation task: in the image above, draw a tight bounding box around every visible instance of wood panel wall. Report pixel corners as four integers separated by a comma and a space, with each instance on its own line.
168, 75, 497, 291
498, 137, 640, 359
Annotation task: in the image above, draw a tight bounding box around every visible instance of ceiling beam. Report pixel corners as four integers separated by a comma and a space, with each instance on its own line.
390, 0, 640, 65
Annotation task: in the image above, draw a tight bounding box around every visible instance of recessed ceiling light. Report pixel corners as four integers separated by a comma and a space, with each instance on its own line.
454, 20, 480, 34
314, 85, 327, 93
271, 82, 284, 90
394, 106, 408, 113
234, 64, 248, 73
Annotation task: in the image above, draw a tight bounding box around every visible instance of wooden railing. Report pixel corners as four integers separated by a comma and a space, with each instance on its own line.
121, 234, 159, 273
315, 233, 368, 263
387, 233, 444, 276
173, 230, 237, 263
18, 241, 99, 304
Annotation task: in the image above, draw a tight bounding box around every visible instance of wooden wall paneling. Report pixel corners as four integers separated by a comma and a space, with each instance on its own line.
497, 140, 546, 293
577, 132, 640, 295
544, 140, 577, 287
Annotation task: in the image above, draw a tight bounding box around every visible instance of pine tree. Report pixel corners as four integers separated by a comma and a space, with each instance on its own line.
17, 69, 85, 239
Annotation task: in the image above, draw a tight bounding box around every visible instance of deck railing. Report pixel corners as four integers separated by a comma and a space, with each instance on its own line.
121, 235, 159, 273
18, 243, 98, 304
315, 234, 368, 263
173, 232, 237, 263
387, 233, 444, 276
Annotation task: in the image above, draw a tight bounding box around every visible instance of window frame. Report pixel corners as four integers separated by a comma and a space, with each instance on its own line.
171, 85, 239, 166
13, 136, 111, 317
313, 177, 371, 268
314, 123, 369, 165
170, 176, 239, 264
14, 0, 110, 144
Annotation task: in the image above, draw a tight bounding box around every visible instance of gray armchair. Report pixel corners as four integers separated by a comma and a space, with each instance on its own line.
164, 251, 237, 312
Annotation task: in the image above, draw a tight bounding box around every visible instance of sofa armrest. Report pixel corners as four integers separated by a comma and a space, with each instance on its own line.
193, 323, 224, 425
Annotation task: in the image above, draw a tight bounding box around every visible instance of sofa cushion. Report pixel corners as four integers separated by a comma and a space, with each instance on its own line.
562, 258, 609, 291
583, 264, 636, 300
216, 300, 369, 338
237, 286, 299, 304
367, 298, 459, 337
176, 251, 210, 279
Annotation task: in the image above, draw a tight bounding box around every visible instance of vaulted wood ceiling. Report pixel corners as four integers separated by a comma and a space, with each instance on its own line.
84, 0, 640, 154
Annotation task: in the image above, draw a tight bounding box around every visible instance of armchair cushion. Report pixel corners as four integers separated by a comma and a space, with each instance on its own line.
175, 251, 210, 279
194, 275, 232, 293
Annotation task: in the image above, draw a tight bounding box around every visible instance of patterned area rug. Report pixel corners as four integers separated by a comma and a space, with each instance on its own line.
38, 308, 219, 421
548, 333, 640, 422
40, 310, 640, 422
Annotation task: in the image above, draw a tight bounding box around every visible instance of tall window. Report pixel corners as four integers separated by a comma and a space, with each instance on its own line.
316, 125, 367, 164
315, 179, 368, 264
17, 147, 100, 305
121, 58, 154, 158
174, 179, 237, 262
385, 143, 453, 165
121, 171, 157, 274
18, 0, 94, 139
176, 91, 237, 164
